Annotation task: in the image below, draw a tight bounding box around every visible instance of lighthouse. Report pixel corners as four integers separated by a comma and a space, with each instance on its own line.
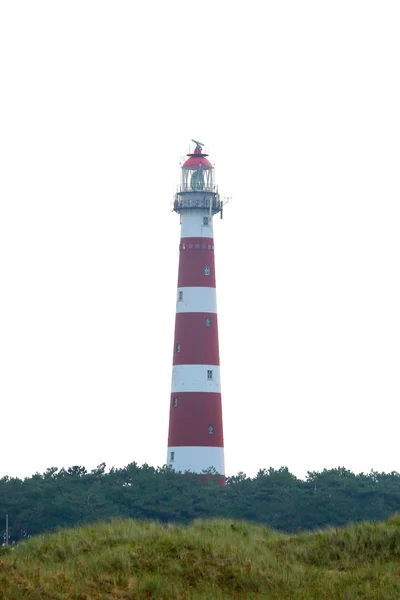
167, 140, 225, 480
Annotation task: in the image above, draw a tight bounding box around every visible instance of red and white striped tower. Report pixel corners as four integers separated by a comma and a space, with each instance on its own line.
167, 140, 225, 480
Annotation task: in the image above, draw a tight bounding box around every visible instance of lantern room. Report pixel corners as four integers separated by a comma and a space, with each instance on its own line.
181, 140, 214, 192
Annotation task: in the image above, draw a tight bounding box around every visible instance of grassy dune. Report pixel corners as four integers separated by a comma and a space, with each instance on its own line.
1, 516, 400, 599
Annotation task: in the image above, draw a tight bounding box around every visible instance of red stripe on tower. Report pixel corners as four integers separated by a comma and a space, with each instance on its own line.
167, 140, 225, 482
173, 313, 220, 365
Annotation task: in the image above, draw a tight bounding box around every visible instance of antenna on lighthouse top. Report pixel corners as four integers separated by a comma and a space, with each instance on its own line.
192, 139, 204, 151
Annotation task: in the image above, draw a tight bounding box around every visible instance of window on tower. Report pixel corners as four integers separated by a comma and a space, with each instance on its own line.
173, 396, 178, 408
208, 424, 215, 435
203, 217, 209, 226
178, 291, 183, 302
204, 266, 210, 276
170, 452, 175, 461
205, 317, 212, 327
176, 343, 181, 353
207, 369, 213, 380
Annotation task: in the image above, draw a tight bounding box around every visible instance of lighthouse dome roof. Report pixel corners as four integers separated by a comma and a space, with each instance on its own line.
182, 147, 213, 169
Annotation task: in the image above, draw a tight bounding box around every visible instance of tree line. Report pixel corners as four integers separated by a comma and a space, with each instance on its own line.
1, 463, 400, 543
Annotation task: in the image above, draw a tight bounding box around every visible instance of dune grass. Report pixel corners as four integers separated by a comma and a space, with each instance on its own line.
1, 515, 400, 599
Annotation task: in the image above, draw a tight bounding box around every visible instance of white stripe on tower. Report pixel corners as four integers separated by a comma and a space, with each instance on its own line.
167, 447, 225, 475
180, 211, 214, 238
171, 365, 221, 393
176, 287, 217, 314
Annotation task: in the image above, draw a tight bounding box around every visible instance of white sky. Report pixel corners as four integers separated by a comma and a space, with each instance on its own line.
1, 1, 399, 480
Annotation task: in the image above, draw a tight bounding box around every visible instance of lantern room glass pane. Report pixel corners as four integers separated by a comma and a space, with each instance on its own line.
191, 169, 204, 190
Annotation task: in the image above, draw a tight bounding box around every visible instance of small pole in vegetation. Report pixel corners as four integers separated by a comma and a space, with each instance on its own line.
5, 514, 9, 546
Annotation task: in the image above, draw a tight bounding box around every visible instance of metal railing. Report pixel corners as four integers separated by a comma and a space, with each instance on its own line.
176, 184, 218, 194
173, 195, 222, 213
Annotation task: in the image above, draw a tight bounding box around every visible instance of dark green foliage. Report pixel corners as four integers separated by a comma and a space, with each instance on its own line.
1, 464, 400, 543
